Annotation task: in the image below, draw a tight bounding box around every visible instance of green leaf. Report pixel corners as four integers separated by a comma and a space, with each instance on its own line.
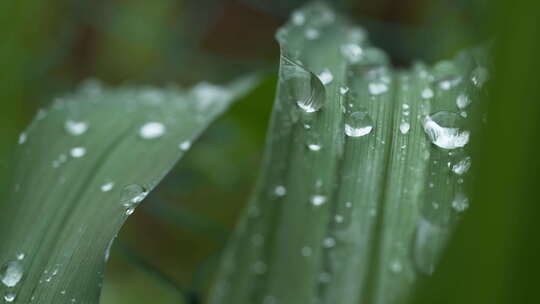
0, 76, 259, 304
210, 3, 483, 304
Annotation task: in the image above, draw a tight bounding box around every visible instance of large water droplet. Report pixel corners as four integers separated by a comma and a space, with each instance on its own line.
345, 111, 373, 137
139, 122, 166, 139
65, 120, 89, 136
281, 57, 325, 113
423, 111, 470, 149
1, 261, 23, 287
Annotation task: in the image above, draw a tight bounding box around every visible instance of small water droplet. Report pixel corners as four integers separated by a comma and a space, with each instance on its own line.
121, 184, 148, 215
452, 157, 471, 175
16, 253, 25, 261
423, 111, 470, 149
421, 88, 434, 99
345, 111, 373, 137
139, 122, 166, 139
323, 237, 336, 248
399, 122, 410, 135
179, 141, 191, 151
413, 218, 449, 275
70, 147, 86, 158
307, 144, 322, 151
335, 214, 344, 223
339, 86, 349, 95
252, 261, 267, 274
456, 93, 471, 109
292, 11, 305, 25
101, 182, 115, 192
340, 43, 363, 63
438, 76, 462, 90
1, 261, 23, 287
65, 120, 89, 136
471, 66, 489, 88
390, 260, 403, 273
311, 195, 327, 206
18, 133, 27, 145
301, 246, 312, 257
451, 193, 469, 212
402, 104, 410, 110
368, 82, 388, 95
4, 292, 16, 302
274, 185, 287, 197
305, 28, 319, 40
317, 69, 333, 85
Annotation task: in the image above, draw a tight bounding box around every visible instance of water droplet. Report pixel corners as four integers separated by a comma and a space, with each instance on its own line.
471, 66, 489, 88
1, 261, 23, 287
438, 76, 462, 90
323, 237, 336, 248
101, 182, 115, 192
305, 28, 319, 40
69, 147, 86, 158
307, 144, 322, 151
139, 122, 166, 139
121, 184, 148, 214
345, 111, 373, 137
311, 195, 327, 206
282, 57, 324, 113
452, 157, 471, 175
421, 88, 434, 99
4, 292, 16, 302
456, 93, 471, 109
451, 193, 469, 212
402, 104, 410, 110
64, 120, 89, 136
18, 133, 27, 145
292, 11, 305, 25
301, 246, 313, 257
390, 260, 403, 273
179, 141, 191, 151
399, 122, 410, 135
340, 43, 363, 63
274, 185, 287, 197
16, 253, 25, 261
368, 82, 388, 95
339, 86, 349, 95
423, 111, 470, 149
413, 218, 449, 275
317, 69, 333, 85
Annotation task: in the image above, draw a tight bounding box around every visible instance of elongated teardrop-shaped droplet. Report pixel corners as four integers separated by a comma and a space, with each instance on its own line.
139, 122, 166, 139
281, 57, 325, 113
1, 261, 23, 287
345, 110, 373, 137
423, 111, 470, 149
65, 120, 89, 136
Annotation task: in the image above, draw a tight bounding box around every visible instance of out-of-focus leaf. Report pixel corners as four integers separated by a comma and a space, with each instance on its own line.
0, 76, 259, 304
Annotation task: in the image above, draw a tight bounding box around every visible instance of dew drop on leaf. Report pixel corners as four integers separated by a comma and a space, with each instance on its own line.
305, 28, 319, 40
101, 182, 115, 192
274, 185, 287, 197
179, 141, 192, 151
340, 43, 363, 63
345, 110, 373, 137
4, 292, 16, 302
70, 147, 86, 158
311, 195, 327, 206
456, 93, 471, 109
307, 144, 322, 151
139, 122, 166, 139
1, 261, 23, 287
18, 132, 27, 145
423, 111, 470, 149
451, 192, 470, 212
399, 122, 410, 135
421, 88, 434, 99
317, 69, 333, 85
64, 120, 89, 136
452, 156, 471, 175
368, 82, 388, 95
471, 66, 489, 88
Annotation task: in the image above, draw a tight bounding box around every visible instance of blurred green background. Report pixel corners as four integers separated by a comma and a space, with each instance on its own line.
0, 1, 499, 303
